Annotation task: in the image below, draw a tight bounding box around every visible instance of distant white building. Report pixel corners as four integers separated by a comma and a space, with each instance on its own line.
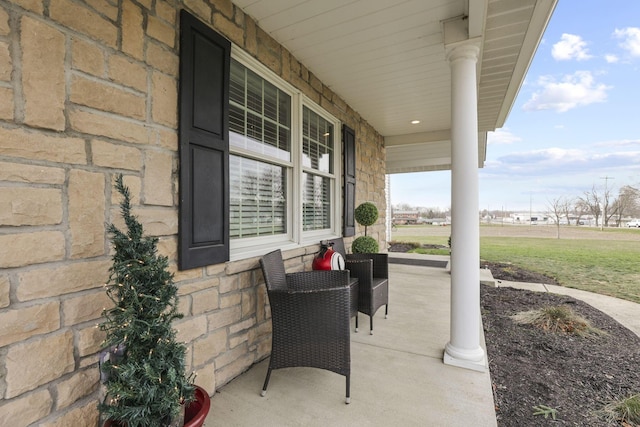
510, 212, 549, 224
424, 217, 450, 225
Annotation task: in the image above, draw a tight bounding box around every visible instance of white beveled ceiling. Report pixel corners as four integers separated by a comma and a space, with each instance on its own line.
232, 0, 557, 173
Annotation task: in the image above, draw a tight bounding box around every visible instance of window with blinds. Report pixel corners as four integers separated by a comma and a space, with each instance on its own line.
229, 54, 339, 251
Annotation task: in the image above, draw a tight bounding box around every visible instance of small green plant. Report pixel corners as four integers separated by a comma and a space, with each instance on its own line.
511, 305, 606, 338
352, 202, 380, 253
533, 404, 558, 420
352, 235, 379, 253
354, 202, 378, 236
600, 394, 640, 425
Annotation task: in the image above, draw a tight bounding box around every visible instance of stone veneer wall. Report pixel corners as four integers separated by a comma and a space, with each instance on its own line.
0, 0, 387, 425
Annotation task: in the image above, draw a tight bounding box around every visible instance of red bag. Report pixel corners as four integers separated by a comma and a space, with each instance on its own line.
312, 241, 345, 271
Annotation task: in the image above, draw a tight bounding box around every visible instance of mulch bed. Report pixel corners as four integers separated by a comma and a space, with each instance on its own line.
481, 261, 560, 285
482, 265, 640, 426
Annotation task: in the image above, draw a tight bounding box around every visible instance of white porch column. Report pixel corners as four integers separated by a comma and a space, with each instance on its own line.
443, 41, 486, 371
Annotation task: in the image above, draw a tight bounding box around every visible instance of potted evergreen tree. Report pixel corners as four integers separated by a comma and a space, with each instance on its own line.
351, 202, 380, 253
99, 175, 209, 427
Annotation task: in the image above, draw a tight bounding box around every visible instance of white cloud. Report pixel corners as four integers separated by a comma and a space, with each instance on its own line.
605, 54, 619, 63
480, 145, 640, 211
522, 71, 611, 113
485, 147, 640, 177
614, 27, 640, 57
594, 139, 640, 148
552, 34, 593, 61
487, 128, 521, 145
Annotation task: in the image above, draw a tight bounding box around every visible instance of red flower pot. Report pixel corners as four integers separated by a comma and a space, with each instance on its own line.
184, 385, 211, 427
103, 385, 211, 427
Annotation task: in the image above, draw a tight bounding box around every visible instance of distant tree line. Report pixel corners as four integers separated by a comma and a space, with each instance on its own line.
546, 184, 640, 238
393, 183, 640, 231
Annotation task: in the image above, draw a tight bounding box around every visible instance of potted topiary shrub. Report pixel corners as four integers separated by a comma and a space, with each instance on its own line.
99, 175, 209, 427
352, 202, 379, 253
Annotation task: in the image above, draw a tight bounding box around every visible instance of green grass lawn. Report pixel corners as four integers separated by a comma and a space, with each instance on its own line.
480, 237, 640, 304
391, 228, 640, 304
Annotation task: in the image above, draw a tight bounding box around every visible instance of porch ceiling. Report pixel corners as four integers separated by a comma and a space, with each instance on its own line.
233, 0, 556, 174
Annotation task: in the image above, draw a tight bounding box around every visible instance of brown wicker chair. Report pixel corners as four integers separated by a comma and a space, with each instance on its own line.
259, 249, 352, 404
328, 238, 389, 335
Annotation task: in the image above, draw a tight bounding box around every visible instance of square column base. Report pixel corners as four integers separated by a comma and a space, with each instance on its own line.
443, 351, 487, 372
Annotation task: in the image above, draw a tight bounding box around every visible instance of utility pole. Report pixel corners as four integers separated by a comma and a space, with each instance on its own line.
601, 175, 614, 189
529, 192, 532, 227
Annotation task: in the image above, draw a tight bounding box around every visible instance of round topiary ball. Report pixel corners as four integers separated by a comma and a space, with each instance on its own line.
354, 202, 378, 227
351, 236, 379, 253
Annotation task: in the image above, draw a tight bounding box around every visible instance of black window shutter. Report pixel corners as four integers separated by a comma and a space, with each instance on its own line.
178, 10, 231, 270
343, 125, 356, 237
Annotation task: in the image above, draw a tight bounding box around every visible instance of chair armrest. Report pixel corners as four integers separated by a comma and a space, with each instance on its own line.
346, 253, 388, 279
269, 283, 350, 298
285, 270, 350, 291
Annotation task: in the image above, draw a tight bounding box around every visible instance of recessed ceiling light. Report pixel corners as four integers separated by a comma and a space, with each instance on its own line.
410, 120, 420, 124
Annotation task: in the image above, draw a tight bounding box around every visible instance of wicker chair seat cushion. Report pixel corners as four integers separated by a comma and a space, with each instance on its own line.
370, 277, 388, 290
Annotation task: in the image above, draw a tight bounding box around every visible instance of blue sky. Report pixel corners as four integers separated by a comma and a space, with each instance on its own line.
390, 0, 640, 212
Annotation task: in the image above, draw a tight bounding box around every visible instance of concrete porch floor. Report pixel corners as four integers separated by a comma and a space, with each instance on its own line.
204, 258, 498, 426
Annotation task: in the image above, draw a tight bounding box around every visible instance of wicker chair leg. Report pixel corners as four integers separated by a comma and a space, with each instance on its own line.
369, 316, 374, 335
261, 367, 272, 397
345, 375, 350, 404
385, 304, 389, 319
355, 314, 358, 333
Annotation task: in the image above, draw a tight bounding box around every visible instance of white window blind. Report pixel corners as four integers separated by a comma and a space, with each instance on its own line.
229, 59, 291, 239
302, 107, 334, 231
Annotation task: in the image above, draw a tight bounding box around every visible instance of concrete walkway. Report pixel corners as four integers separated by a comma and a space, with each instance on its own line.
206, 261, 498, 426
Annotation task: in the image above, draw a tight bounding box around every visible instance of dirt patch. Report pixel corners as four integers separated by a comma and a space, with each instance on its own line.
388, 242, 420, 252
482, 285, 640, 426
482, 261, 560, 286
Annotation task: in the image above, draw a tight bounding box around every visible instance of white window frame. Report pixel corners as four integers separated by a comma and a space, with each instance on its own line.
229, 47, 342, 261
